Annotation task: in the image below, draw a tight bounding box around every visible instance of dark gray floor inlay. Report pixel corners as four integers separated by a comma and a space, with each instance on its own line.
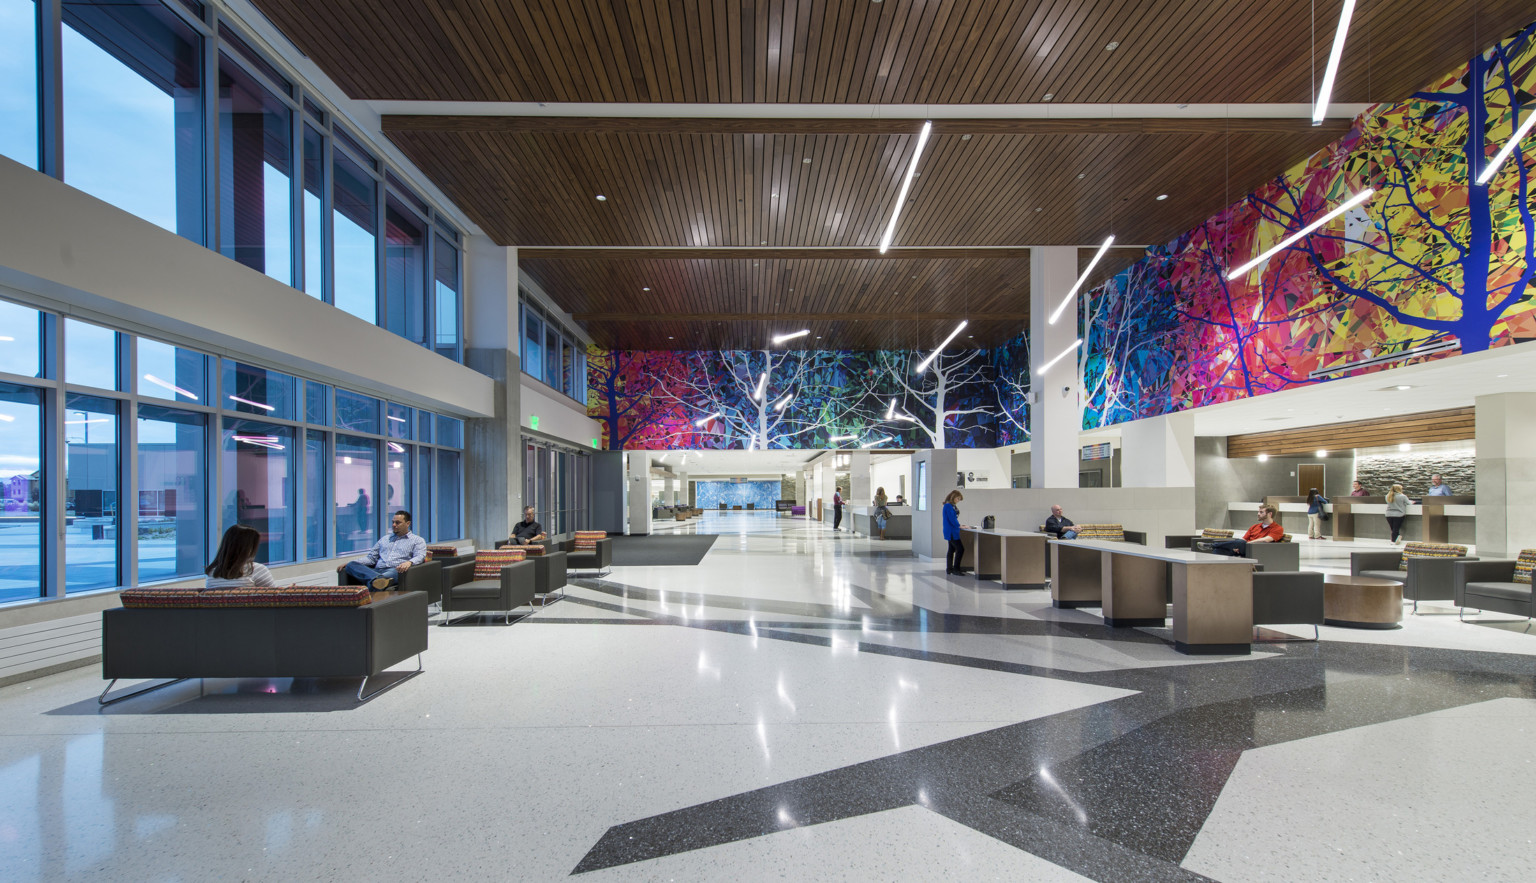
566, 578, 1536, 880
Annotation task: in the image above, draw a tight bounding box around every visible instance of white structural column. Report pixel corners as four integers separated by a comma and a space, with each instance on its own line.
795, 470, 808, 513
1475, 393, 1536, 558
1030, 246, 1083, 488
664, 473, 676, 507
849, 451, 873, 509
1120, 413, 1197, 488
463, 239, 522, 548
678, 471, 689, 509
626, 452, 652, 535
912, 449, 958, 559
814, 459, 831, 521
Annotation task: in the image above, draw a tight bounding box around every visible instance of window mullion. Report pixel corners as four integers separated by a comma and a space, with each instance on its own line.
37, 0, 62, 179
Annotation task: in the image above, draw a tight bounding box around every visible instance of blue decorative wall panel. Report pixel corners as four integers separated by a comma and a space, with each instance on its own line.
695, 480, 780, 510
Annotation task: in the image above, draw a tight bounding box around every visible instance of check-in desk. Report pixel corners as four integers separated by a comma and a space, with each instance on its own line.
1327, 496, 1475, 543
853, 505, 911, 539
959, 527, 1049, 589
1050, 539, 1259, 655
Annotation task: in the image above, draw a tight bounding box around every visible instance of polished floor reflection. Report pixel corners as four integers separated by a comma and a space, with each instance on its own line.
1, 513, 1533, 881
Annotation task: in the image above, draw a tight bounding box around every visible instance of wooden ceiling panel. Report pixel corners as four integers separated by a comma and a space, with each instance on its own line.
252, 0, 1534, 106
520, 254, 1030, 351
1227, 408, 1476, 458
385, 126, 1342, 250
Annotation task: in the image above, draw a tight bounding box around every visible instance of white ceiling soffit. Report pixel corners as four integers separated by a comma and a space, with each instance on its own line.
1185, 342, 1536, 437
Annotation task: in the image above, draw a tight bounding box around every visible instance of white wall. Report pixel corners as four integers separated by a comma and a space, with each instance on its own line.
0, 158, 495, 417
520, 380, 602, 449
871, 457, 912, 504
956, 448, 1011, 488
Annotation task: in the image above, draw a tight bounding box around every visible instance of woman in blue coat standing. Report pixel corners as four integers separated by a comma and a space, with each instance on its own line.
943, 490, 967, 574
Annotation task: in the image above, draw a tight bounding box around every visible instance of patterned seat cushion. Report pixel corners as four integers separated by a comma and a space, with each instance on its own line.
1074, 523, 1124, 541
198, 586, 373, 607
1200, 528, 1234, 540
573, 530, 607, 552
474, 547, 525, 580
120, 586, 373, 608
426, 544, 461, 559
1400, 542, 1468, 570
1513, 549, 1536, 585
120, 588, 204, 608
520, 544, 546, 556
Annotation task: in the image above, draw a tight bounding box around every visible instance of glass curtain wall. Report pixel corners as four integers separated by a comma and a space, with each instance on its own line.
0, 0, 39, 169
14, 0, 465, 360
61, 0, 203, 240
519, 300, 587, 404
519, 436, 591, 540
0, 293, 468, 603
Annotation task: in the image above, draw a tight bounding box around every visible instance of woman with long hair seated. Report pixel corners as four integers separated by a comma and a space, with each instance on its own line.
205, 524, 276, 588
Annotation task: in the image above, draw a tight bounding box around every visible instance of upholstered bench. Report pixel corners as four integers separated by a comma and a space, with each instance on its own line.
1351, 542, 1475, 613
1452, 551, 1535, 628
103, 586, 428, 704
1186, 529, 1300, 571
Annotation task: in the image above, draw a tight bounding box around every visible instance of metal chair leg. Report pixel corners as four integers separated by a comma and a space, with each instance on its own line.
357, 653, 424, 702
99, 677, 192, 707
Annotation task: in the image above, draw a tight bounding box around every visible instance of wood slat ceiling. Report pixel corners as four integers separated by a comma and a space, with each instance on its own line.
521, 253, 1031, 351
253, 0, 1531, 106
1226, 408, 1476, 458
384, 128, 1344, 249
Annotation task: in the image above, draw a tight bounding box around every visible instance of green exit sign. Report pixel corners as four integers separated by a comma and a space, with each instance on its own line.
591, 438, 600, 449
529, 415, 539, 430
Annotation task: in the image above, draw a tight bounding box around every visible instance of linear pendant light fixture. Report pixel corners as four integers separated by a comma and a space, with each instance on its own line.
1312, 0, 1357, 124
1036, 339, 1082, 375
861, 436, 893, 448
772, 329, 810, 344
774, 393, 794, 411
753, 372, 768, 401
913, 320, 968, 374
878, 121, 933, 253
829, 434, 858, 442
1477, 110, 1536, 184
1048, 235, 1115, 324
694, 411, 721, 427
1226, 188, 1374, 279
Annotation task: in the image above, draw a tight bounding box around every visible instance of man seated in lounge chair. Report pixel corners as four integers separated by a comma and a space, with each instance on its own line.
1044, 504, 1078, 539
1200, 505, 1282, 557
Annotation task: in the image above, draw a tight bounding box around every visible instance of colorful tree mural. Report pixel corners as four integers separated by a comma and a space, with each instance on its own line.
587, 347, 998, 450
875, 349, 995, 449
1082, 20, 1536, 429
993, 331, 1031, 446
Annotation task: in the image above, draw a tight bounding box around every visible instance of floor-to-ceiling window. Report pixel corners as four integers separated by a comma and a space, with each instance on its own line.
216, 36, 293, 285
61, 0, 203, 240
0, 0, 39, 169
0, 292, 469, 604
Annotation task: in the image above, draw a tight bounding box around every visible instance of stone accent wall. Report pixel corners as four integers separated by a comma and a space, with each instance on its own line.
780, 477, 796, 502
1355, 453, 1476, 497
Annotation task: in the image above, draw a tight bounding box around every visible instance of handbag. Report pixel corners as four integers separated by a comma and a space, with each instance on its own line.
1320, 501, 1332, 522
982, 515, 996, 529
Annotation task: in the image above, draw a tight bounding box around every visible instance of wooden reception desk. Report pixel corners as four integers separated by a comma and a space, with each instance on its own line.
959, 527, 1050, 589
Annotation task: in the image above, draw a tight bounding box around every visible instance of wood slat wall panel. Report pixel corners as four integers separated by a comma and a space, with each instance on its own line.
252, 1, 1535, 106
1226, 408, 1477, 458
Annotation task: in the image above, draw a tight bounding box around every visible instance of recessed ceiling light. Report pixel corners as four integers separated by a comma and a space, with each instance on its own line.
1156, 194, 1169, 200
642, 286, 650, 291
1034, 207, 1043, 212
802, 157, 811, 164
1394, 385, 1412, 390
771, 192, 778, 198
1316, 449, 1328, 457
760, 241, 766, 245
1105, 41, 1119, 51
1257, 453, 1269, 462
1399, 443, 1412, 451
667, 336, 673, 340
1077, 173, 1086, 179
960, 134, 972, 141
595, 194, 607, 201
1497, 373, 1509, 378
1042, 93, 1054, 101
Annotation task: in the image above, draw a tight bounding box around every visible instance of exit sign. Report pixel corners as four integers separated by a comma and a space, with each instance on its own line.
529, 415, 539, 430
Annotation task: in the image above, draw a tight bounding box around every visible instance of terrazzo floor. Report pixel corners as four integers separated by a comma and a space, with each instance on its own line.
1, 512, 1532, 881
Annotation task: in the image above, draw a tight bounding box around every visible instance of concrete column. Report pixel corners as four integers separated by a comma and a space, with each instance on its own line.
664, 473, 676, 506
912, 449, 958, 559
1475, 393, 1536, 558
814, 460, 830, 521
1120, 413, 1196, 488
463, 239, 521, 548
1029, 245, 1082, 488
678, 471, 689, 508
795, 471, 808, 510
626, 452, 652, 535
849, 451, 872, 507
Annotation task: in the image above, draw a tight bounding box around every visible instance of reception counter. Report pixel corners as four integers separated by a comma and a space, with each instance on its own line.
1230, 497, 1475, 544
851, 505, 911, 539
959, 527, 1049, 589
